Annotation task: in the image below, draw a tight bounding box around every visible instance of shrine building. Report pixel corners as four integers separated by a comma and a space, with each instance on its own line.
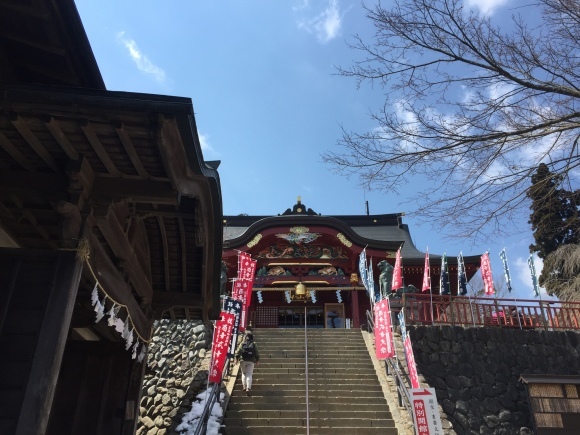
222, 198, 480, 329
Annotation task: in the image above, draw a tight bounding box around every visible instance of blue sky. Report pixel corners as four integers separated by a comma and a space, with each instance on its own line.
75, 0, 550, 301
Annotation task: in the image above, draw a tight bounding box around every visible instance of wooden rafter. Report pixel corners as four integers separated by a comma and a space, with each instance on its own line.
9, 195, 57, 249
45, 118, 78, 160
92, 177, 178, 205
92, 210, 153, 302
0, 130, 35, 171
81, 122, 121, 176
11, 116, 59, 172
156, 216, 170, 292
115, 124, 149, 178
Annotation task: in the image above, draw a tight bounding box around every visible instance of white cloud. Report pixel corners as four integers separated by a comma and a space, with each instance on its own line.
293, 0, 310, 11
117, 32, 166, 83
297, 0, 342, 43
465, 0, 509, 15
198, 133, 213, 152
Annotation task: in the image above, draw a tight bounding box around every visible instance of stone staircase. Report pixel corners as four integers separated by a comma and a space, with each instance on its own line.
222, 328, 397, 434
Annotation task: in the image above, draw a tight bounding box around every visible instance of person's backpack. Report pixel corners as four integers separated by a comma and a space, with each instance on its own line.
241, 341, 255, 360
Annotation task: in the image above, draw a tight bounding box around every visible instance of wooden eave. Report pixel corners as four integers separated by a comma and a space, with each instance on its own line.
0, 84, 223, 327
223, 215, 404, 254
0, 0, 105, 88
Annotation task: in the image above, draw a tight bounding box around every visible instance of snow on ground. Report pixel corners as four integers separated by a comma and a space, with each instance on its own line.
176, 386, 224, 435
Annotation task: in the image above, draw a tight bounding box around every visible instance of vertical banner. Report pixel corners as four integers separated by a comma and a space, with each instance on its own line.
392, 247, 403, 291
238, 253, 256, 280
209, 311, 235, 383
224, 297, 242, 358
528, 254, 540, 297
439, 253, 450, 295
367, 258, 375, 302
480, 252, 494, 296
422, 250, 430, 292
232, 279, 253, 331
399, 311, 420, 389
373, 299, 395, 359
359, 249, 368, 293
457, 252, 468, 296
499, 248, 512, 292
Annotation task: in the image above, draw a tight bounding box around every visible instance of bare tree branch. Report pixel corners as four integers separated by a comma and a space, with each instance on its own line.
325, 0, 580, 240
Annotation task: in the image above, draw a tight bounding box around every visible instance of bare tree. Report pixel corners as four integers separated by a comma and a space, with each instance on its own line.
324, 0, 580, 241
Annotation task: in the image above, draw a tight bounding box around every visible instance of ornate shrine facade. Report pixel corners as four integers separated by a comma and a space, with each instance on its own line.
223, 199, 480, 329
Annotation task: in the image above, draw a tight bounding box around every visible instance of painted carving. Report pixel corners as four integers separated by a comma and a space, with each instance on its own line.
247, 233, 262, 248
318, 266, 337, 275
276, 227, 321, 244
256, 244, 348, 259
336, 233, 352, 247
267, 266, 287, 276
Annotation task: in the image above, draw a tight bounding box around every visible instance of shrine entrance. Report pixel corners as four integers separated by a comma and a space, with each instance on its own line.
279, 306, 324, 328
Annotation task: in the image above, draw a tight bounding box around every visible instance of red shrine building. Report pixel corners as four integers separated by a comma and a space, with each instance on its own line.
222, 199, 480, 329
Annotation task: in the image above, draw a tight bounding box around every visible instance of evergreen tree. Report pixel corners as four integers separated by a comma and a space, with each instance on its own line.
528, 163, 580, 260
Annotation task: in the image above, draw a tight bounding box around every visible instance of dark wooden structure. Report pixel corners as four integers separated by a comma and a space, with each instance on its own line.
223, 199, 479, 329
0, 1, 223, 434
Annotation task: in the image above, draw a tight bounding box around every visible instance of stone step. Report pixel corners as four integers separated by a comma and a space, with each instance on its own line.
225, 410, 393, 420
223, 417, 395, 429
227, 402, 391, 413
223, 427, 398, 435
230, 394, 385, 404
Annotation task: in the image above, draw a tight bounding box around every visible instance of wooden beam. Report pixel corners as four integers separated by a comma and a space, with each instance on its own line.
156, 216, 170, 292
151, 292, 204, 307
87, 232, 151, 340
115, 124, 149, 178
11, 116, 59, 172
178, 217, 187, 292
0, 130, 35, 171
81, 122, 121, 176
92, 177, 178, 205
45, 118, 79, 160
9, 195, 58, 249
0, 171, 68, 195
93, 210, 153, 302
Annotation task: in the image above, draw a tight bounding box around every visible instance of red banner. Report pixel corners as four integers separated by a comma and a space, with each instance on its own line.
373, 299, 395, 359
209, 312, 235, 383
392, 247, 403, 290
422, 251, 430, 292
232, 279, 253, 305
480, 252, 494, 295
238, 252, 257, 280
404, 335, 420, 389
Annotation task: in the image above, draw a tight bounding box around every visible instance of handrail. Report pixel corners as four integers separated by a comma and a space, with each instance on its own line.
194, 356, 232, 435
399, 294, 579, 330
304, 306, 310, 435
366, 309, 414, 424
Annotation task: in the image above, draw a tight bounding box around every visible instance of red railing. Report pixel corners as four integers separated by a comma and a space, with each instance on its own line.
398, 294, 580, 331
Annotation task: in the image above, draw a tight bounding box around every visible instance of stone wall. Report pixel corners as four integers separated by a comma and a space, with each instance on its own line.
137, 319, 212, 435
408, 326, 580, 435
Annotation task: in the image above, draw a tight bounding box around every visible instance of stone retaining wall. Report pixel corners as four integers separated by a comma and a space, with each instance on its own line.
408, 326, 580, 435
137, 319, 212, 435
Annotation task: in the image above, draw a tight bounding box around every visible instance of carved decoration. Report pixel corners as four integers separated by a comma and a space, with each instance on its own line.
256, 244, 348, 259
336, 233, 352, 247
247, 233, 262, 248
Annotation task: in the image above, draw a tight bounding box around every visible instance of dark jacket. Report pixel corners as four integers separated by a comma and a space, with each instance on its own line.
235, 338, 260, 363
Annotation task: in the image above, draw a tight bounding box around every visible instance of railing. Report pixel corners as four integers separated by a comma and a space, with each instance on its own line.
399, 294, 580, 331
366, 309, 414, 424
194, 356, 232, 435
304, 306, 310, 435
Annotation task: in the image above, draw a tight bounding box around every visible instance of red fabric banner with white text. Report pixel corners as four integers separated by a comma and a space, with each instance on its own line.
422, 251, 430, 292
373, 299, 395, 359
392, 247, 403, 291
404, 335, 420, 389
238, 252, 257, 281
480, 252, 494, 295
209, 311, 235, 383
